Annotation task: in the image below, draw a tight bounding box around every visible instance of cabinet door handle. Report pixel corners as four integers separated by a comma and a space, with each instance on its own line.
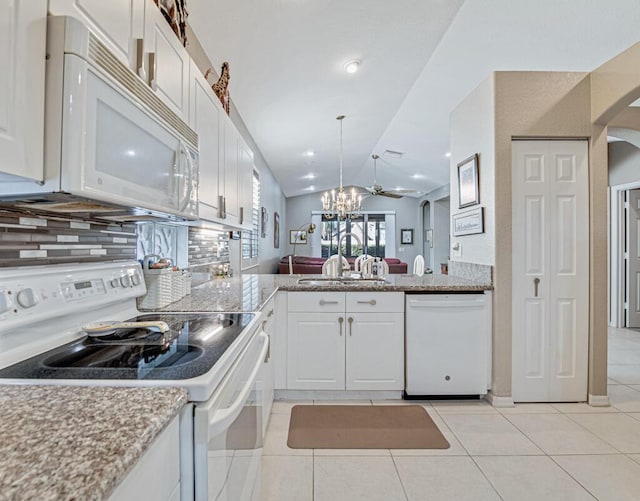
135, 38, 146, 80
348, 316, 353, 336
147, 52, 156, 89
357, 299, 377, 305
267, 309, 274, 317
338, 316, 344, 336
534, 277, 540, 297
240, 206, 244, 224
319, 300, 339, 305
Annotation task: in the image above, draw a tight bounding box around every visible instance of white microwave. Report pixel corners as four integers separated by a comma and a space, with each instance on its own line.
0, 16, 199, 221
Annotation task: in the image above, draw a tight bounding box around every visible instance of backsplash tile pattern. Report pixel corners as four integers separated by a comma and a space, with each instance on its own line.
0, 210, 136, 267
188, 227, 229, 267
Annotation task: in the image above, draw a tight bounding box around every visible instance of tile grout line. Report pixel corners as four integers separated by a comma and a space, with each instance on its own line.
546, 455, 600, 500
389, 453, 410, 501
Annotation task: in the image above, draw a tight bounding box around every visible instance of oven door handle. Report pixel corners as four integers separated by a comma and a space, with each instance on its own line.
207, 331, 269, 438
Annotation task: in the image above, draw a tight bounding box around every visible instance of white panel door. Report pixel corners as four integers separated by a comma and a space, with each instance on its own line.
287, 313, 345, 390
627, 189, 640, 328
223, 118, 240, 220
189, 60, 222, 222
346, 313, 404, 391
48, 0, 142, 69
512, 140, 589, 402
0, 0, 46, 181
143, 0, 189, 116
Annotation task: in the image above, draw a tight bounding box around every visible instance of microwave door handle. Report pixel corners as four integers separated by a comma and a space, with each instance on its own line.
207, 331, 269, 438
177, 141, 194, 212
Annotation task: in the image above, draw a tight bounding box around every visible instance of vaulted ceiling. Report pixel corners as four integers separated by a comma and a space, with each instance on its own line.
190, 0, 640, 198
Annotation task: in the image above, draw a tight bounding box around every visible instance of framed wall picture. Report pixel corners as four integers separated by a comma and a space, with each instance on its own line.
452, 207, 484, 236
290, 229, 308, 245
457, 153, 480, 208
400, 229, 414, 245
273, 212, 280, 248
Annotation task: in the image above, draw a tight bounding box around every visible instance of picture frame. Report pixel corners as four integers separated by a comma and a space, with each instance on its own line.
290, 229, 308, 245
452, 207, 484, 236
260, 206, 268, 238
457, 153, 480, 209
273, 212, 280, 248
400, 229, 414, 245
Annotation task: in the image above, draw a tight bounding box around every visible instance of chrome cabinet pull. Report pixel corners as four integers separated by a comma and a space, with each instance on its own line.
147, 52, 156, 88
338, 316, 344, 336
135, 39, 145, 80
534, 278, 540, 297
268, 309, 274, 317
319, 300, 339, 305
348, 317, 353, 336
357, 299, 377, 305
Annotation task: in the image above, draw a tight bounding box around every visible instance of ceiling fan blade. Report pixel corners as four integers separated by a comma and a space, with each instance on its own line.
378, 191, 403, 199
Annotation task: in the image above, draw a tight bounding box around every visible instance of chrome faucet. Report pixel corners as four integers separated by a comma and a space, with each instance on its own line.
337, 232, 362, 277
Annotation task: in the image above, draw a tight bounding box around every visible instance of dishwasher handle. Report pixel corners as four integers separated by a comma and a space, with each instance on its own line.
407, 297, 486, 309
206, 331, 269, 438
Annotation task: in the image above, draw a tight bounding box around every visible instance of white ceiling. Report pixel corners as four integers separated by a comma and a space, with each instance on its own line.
189, 0, 640, 199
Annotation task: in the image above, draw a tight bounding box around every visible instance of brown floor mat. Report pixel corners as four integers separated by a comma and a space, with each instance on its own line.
287, 405, 450, 449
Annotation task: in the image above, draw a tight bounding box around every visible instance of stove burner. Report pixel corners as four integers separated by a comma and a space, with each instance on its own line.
87, 328, 166, 343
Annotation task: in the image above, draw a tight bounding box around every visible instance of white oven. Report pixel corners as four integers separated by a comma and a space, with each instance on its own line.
0, 16, 198, 220
0, 262, 272, 501
194, 328, 268, 501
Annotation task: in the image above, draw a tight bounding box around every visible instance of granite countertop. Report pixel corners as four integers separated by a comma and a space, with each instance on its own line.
0, 385, 187, 501
146, 273, 491, 313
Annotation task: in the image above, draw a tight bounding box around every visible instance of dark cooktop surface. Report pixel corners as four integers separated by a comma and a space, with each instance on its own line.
0, 313, 254, 381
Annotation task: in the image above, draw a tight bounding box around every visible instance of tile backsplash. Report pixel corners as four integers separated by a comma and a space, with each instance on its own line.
0, 209, 136, 267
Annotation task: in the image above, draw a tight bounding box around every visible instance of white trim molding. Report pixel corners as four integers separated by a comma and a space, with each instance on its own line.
588, 394, 610, 407
485, 392, 515, 408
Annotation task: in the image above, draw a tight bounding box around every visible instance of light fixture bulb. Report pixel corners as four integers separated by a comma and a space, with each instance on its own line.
304, 150, 315, 157
445, 152, 452, 158
344, 60, 360, 74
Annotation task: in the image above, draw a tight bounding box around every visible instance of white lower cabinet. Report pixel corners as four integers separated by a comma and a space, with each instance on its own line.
286, 292, 404, 391
108, 414, 181, 501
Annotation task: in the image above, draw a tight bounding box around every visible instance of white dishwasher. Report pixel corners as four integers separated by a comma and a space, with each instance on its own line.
405, 293, 491, 397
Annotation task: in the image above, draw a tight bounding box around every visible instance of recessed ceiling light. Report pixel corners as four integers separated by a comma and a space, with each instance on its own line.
411, 173, 425, 179
302, 173, 316, 180
344, 60, 360, 74
445, 152, 451, 158
303, 150, 315, 157
306, 185, 315, 191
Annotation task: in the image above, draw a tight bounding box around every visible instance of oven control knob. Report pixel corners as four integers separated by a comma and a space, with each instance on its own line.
131, 273, 141, 286
120, 275, 132, 288
109, 279, 120, 288
16, 288, 38, 309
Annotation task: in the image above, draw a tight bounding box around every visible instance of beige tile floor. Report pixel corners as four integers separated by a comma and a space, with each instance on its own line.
260, 327, 640, 500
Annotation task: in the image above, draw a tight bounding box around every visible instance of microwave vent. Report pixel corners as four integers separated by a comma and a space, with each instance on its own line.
87, 34, 198, 148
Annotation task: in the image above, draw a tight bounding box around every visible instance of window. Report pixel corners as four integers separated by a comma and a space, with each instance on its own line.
241, 170, 260, 269
320, 214, 386, 258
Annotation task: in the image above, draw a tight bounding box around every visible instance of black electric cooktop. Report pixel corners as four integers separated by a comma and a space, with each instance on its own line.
0, 313, 255, 381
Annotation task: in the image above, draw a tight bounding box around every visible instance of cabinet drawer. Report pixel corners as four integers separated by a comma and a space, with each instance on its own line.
288, 292, 345, 312
346, 292, 404, 313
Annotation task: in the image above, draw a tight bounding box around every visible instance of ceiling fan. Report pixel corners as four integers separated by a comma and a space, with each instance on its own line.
358, 154, 419, 199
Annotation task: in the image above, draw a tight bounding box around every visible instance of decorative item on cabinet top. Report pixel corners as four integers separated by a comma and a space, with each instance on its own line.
153, 0, 189, 46
205, 62, 230, 114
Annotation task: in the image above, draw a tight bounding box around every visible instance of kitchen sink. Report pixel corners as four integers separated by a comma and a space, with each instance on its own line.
296, 277, 388, 286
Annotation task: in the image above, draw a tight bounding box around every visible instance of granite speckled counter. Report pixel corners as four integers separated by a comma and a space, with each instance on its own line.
148, 273, 491, 313
0, 385, 187, 501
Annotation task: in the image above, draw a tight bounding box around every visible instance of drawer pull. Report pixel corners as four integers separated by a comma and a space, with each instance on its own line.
319, 300, 339, 305
348, 316, 353, 336
357, 299, 377, 305
338, 316, 344, 336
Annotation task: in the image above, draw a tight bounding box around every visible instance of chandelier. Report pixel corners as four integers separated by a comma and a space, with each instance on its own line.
322, 115, 362, 220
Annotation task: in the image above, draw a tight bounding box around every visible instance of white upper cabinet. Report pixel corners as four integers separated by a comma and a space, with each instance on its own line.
48, 0, 144, 70
189, 60, 222, 221
142, 0, 189, 116
0, 0, 47, 181
238, 136, 255, 229
222, 117, 240, 221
